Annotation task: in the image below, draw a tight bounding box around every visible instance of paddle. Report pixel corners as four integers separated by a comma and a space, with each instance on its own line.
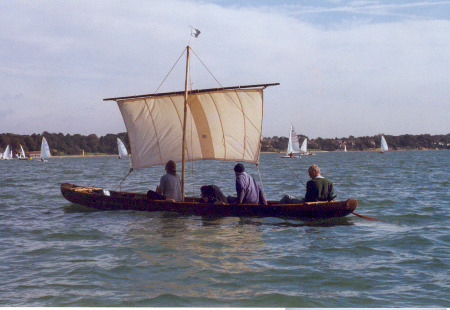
352, 212, 379, 221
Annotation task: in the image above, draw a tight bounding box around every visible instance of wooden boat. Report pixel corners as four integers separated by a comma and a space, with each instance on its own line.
61, 43, 358, 220
61, 183, 357, 219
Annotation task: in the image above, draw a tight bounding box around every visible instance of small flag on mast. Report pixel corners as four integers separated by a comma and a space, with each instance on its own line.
191, 28, 201, 38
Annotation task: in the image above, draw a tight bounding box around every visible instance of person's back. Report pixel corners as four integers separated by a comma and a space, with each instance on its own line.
233, 164, 267, 204
279, 164, 335, 204
304, 176, 334, 202
154, 160, 183, 202
159, 172, 182, 201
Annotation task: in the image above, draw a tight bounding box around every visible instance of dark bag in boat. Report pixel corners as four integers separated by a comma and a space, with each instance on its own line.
147, 190, 165, 200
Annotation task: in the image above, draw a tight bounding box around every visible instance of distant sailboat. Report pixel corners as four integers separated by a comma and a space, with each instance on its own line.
18, 145, 30, 160
281, 125, 300, 158
117, 138, 128, 159
344, 145, 347, 152
300, 138, 315, 155
2, 145, 12, 160
40, 137, 51, 161
380, 136, 388, 153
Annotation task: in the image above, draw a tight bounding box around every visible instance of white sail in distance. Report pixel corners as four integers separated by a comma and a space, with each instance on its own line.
300, 139, 307, 153
286, 125, 300, 155
380, 136, 388, 152
3, 145, 11, 160
20, 145, 26, 158
113, 87, 265, 169
117, 138, 128, 157
40, 137, 51, 159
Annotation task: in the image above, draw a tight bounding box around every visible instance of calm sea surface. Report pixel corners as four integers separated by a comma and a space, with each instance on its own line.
0, 150, 448, 307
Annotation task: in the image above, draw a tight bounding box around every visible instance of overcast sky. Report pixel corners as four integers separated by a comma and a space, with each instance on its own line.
1, 0, 449, 138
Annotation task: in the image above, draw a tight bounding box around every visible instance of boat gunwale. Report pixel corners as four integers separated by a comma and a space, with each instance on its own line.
60, 183, 357, 219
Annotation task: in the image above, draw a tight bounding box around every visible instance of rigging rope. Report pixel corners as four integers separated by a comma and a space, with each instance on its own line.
114, 168, 134, 191
266, 142, 306, 188
88, 155, 114, 187
256, 162, 266, 199
153, 47, 186, 94
190, 48, 262, 135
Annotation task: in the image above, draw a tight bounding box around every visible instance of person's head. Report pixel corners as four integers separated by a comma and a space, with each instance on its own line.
308, 164, 321, 179
165, 160, 177, 175
234, 163, 245, 176
200, 185, 214, 203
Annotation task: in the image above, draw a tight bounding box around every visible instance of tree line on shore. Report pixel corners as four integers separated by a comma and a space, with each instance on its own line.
1, 132, 448, 156
262, 133, 449, 152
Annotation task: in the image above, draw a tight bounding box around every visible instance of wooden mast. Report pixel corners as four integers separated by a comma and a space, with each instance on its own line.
181, 45, 190, 201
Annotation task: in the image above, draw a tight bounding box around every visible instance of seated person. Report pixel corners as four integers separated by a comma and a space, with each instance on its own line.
280, 164, 336, 204
200, 185, 227, 204
147, 160, 182, 201
227, 163, 267, 204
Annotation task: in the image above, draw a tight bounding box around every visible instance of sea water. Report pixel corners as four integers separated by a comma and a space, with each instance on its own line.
0, 150, 448, 307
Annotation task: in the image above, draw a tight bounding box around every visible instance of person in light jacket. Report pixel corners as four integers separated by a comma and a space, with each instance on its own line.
227, 163, 267, 204
154, 160, 182, 201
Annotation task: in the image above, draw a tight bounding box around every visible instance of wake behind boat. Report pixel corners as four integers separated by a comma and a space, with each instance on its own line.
60, 44, 358, 220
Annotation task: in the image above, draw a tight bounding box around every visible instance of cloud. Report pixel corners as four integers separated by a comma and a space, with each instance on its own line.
0, 0, 449, 138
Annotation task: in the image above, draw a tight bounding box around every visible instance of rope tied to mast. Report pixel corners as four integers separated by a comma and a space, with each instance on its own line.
114, 168, 134, 191
88, 155, 114, 187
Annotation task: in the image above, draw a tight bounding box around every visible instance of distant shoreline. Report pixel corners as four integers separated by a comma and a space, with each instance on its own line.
47, 148, 446, 158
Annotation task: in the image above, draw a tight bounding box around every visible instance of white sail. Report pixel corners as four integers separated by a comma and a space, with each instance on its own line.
3, 145, 11, 160
40, 137, 51, 159
380, 136, 388, 152
344, 145, 347, 152
20, 145, 26, 158
286, 125, 300, 155
115, 88, 265, 169
117, 138, 128, 157
300, 139, 307, 153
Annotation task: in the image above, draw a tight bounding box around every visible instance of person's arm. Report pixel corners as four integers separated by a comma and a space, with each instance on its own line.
328, 181, 336, 201
156, 176, 164, 195
304, 180, 317, 202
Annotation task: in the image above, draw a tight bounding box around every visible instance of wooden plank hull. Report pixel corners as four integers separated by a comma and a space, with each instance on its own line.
60, 183, 357, 219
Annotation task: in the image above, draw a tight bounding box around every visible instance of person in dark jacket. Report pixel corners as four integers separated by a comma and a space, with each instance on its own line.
304, 165, 335, 202
280, 164, 336, 203
227, 163, 267, 204
200, 185, 227, 204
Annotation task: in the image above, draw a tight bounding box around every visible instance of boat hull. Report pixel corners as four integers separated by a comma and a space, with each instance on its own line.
60, 183, 357, 219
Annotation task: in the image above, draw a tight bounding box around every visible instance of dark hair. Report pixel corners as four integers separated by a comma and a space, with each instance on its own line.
201, 185, 227, 203
234, 163, 245, 173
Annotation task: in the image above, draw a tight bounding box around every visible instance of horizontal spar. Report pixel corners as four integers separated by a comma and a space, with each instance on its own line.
103, 83, 280, 101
